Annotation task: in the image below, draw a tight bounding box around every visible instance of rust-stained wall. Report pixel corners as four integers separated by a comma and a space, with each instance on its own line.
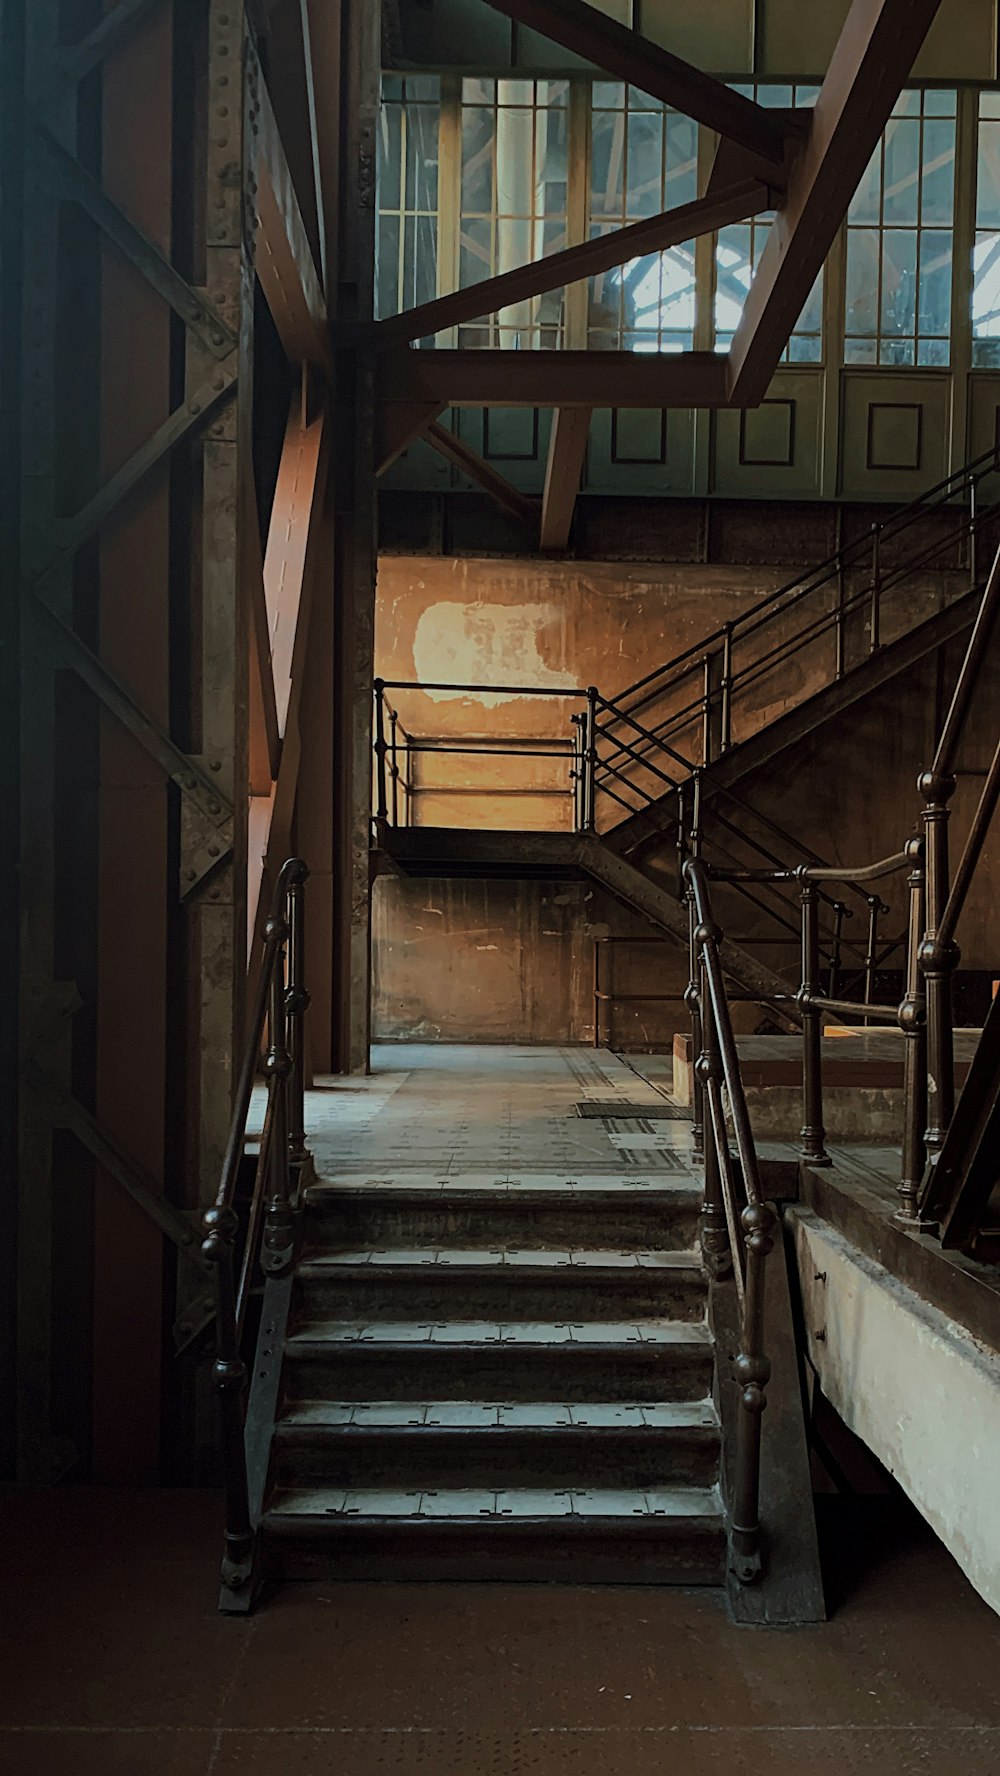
374, 554, 999, 1044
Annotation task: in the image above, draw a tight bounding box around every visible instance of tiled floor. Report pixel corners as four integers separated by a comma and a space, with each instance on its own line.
303, 1043, 699, 1183
5, 1486, 1000, 1773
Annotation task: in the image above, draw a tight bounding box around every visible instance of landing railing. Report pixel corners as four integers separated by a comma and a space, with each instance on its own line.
203, 857, 310, 1607
685, 856, 774, 1583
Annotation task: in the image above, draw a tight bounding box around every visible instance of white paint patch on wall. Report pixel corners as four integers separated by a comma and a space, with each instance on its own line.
791, 1208, 1000, 1618
412, 601, 573, 706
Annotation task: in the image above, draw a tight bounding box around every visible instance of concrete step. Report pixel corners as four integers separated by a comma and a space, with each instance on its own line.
292, 1247, 707, 1324
260, 1484, 727, 1583
271, 1397, 721, 1490
302, 1181, 701, 1253
281, 1318, 715, 1404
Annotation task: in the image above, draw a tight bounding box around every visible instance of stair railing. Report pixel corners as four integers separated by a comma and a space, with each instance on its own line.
203, 857, 310, 1604
685, 855, 774, 1584
603, 444, 1000, 775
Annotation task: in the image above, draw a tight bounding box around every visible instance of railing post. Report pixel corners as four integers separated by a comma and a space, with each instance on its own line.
389, 708, 400, 827
570, 712, 583, 833
720, 624, 734, 752
202, 1204, 254, 1597
584, 687, 598, 832
695, 948, 731, 1277
675, 781, 687, 900
868, 522, 882, 654
285, 863, 310, 1171
373, 679, 388, 825
798, 876, 831, 1165
593, 939, 601, 1049
835, 548, 846, 680
262, 915, 295, 1274
895, 837, 931, 1228
918, 767, 958, 1156
969, 474, 978, 589
730, 1200, 775, 1585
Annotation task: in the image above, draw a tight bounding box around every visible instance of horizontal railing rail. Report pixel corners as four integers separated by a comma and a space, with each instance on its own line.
203, 857, 310, 1605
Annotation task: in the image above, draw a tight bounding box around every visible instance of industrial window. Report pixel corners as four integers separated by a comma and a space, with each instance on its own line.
844, 89, 956, 367
457, 78, 569, 350
714, 85, 823, 363
587, 83, 698, 353
376, 75, 441, 341
973, 93, 1000, 366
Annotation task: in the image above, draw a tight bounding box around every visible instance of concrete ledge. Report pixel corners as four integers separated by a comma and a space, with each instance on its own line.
790, 1208, 1000, 1619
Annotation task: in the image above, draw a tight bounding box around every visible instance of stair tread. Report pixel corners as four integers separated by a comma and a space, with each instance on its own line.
298, 1246, 703, 1272
265, 1484, 723, 1522
305, 1175, 699, 1198
286, 1318, 711, 1348
276, 1398, 720, 1430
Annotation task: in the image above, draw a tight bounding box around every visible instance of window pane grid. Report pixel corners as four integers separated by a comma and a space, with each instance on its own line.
715, 85, 823, 363
587, 84, 698, 353
457, 77, 569, 351
844, 88, 956, 367
974, 92, 1000, 366
376, 76, 441, 345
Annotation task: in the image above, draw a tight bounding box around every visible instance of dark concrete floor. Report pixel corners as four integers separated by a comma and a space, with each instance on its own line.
4, 1488, 1000, 1773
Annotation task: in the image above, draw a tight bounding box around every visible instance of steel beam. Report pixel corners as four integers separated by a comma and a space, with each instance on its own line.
377, 348, 731, 411
368, 178, 772, 352
728, 0, 945, 404
256, 75, 330, 368
425, 421, 541, 529
540, 408, 592, 551
482, 0, 801, 171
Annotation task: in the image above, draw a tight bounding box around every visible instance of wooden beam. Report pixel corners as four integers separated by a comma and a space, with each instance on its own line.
256, 75, 330, 367
370, 177, 772, 352
729, 0, 944, 404
540, 408, 592, 551
264, 399, 326, 737
245, 467, 280, 793
425, 421, 541, 529
482, 0, 801, 170
378, 348, 731, 411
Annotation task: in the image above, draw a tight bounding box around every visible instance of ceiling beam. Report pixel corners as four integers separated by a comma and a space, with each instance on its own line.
425, 422, 541, 529
376, 400, 449, 474
377, 348, 731, 411
540, 408, 592, 551
256, 76, 330, 368
482, 0, 802, 172
300, 0, 343, 302
728, 0, 945, 404
368, 176, 773, 352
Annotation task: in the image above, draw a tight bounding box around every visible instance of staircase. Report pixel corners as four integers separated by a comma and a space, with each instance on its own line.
259, 1164, 726, 1583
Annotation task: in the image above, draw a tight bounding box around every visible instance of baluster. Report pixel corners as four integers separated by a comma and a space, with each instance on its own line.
869, 522, 882, 653
862, 894, 880, 1027
919, 768, 958, 1156
584, 687, 598, 832
285, 864, 310, 1172
969, 474, 978, 589
373, 680, 388, 825
570, 713, 583, 833
827, 900, 845, 998
675, 781, 687, 900
685, 886, 704, 1159
202, 1204, 254, 1595
798, 877, 831, 1165
730, 1200, 775, 1585
835, 548, 846, 680
721, 624, 734, 752
262, 915, 295, 1274
389, 709, 400, 827
895, 838, 930, 1227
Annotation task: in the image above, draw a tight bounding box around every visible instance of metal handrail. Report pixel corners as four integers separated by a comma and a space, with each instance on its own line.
685, 856, 774, 1585
203, 856, 310, 1602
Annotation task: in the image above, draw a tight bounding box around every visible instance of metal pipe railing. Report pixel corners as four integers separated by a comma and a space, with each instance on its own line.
686, 857, 774, 1585
203, 857, 310, 1603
